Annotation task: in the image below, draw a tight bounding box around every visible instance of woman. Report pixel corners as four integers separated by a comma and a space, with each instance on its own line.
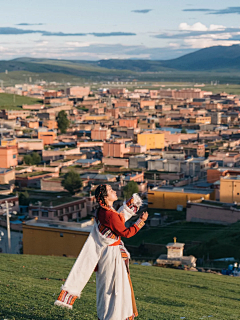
55, 184, 148, 320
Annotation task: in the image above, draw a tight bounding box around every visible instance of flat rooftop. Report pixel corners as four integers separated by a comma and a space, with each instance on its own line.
150, 187, 213, 195
23, 218, 94, 232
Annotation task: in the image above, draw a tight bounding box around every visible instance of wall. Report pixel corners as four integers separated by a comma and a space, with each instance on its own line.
137, 133, 164, 150
0, 169, 15, 184
148, 190, 214, 209
186, 202, 240, 224
220, 178, 240, 203
119, 119, 138, 128
0, 146, 18, 168
17, 139, 44, 151
22, 225, 89, 257
102, 157, 129, 168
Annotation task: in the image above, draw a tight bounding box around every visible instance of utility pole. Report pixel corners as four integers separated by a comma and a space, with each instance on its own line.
5, 201, 11, 253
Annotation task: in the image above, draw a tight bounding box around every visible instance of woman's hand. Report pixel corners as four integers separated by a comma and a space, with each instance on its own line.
140, 211, 148, 221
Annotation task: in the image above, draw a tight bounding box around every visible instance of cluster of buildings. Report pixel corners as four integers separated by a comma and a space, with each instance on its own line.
1, 83, 240, 255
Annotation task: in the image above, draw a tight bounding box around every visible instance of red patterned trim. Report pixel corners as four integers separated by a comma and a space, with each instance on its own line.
56, 290, 77, 306
134, 219, 145, 230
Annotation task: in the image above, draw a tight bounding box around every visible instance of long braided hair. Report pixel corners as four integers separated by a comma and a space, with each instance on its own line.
95, 184, 125, 221
95, 184, 108, 207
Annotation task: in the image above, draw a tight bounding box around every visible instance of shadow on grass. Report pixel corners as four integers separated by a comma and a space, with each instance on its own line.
143, 296, 186, 307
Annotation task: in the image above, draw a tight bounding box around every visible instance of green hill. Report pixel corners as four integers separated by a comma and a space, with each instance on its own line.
0, 93, 43, 109
1, 254, 240, 319
2, 45, 240, 83
125, 221, 240, 263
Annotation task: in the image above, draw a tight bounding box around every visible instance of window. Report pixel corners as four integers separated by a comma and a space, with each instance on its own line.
81, 202, 84, 209
60, 233, 63, 237
13, 154, 16, 159
32, 210, 39, 216
42, 211, 48, 218
59, 209, 63, 215
54, 211, 58, 217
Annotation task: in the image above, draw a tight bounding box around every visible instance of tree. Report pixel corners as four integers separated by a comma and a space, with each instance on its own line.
61, 169, 82, 195
123, 181, 139, 200
19, 191, 30, 206
23, 152, 41, 165
31, 152, 41, 165
23, 154, 32, 165
181, 128, 187, 134
57, 110, 70, 134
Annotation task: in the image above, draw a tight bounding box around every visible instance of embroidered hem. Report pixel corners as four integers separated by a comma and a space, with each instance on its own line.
54, 290, 77, 308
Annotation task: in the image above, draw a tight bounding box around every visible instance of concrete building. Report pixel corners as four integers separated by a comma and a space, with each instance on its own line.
129, 144, 147, 154
66, 86, 90, 97
28, 196, 88, 222
0, 168, 15, 184
119, 119, 138, 128
220, 175, 240, 203
186, 200, 240, 225
171, 143, 205, 158
148, 187, 214, 210
42, 147, 80, 161
209, 112, 222, 125
22, 218, 93, 257
0, 139, 18, 168
103, 142, 129, 158
207, 168, 240, 184
129, 155, 152, 169
189, 116, 211, 124
91, 128, 111, 140
140, 100, 155, 110
17, 139, 44, 152
38, 131, 56, 145
137, 132, 164, 150
148, 157, 209, 178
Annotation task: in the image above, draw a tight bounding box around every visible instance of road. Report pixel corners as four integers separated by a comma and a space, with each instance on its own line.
0, 226, 22, 254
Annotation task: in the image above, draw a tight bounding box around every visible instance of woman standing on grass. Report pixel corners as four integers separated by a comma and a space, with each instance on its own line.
54, 184, 148, 320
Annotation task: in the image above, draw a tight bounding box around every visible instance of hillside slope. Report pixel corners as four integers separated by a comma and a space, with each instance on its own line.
4, 45, 240, 73
0, 254, 240, 319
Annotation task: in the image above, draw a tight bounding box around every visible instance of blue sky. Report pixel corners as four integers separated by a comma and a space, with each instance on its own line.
1, 0, 240, 60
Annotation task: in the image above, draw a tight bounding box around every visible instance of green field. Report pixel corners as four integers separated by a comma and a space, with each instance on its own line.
124, 221, 240, 261
0, 93, 43, 109
1, 254, 240, 319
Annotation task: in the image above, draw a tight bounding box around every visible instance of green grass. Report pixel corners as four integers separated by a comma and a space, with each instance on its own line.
1, 254, 240, 319
125, 221, 240, 261
17, 171, 51, 178
125, 221, 226, 247
0, 93, 43, 109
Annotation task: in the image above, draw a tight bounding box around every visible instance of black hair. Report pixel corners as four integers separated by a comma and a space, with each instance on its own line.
95, 184, 108, 207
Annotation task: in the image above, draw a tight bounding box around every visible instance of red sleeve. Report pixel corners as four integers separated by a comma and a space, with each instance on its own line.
98, 208, 145, 239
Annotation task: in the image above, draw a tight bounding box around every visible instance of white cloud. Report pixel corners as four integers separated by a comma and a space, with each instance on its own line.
65, 42, 91, 48
168, 42, 180, 48
209, 24, 226, 31
179, 22, 226, 32
179, 22, 208, 31
184, 38, 240, 48
35, 41, 49, 46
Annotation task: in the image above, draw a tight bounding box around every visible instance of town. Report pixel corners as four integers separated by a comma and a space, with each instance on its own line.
0, 82, 239, 269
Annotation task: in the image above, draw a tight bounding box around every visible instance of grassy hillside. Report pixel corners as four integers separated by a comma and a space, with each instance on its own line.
2, 48, 240, 84
1, 254, 240, 319
0, 93, 43, 109
125, 221, 240, 261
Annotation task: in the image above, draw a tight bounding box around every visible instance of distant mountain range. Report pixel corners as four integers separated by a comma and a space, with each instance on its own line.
1, 45, 240, 83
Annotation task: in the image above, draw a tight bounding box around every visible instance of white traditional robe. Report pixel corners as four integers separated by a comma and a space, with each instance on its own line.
55, 195, 142, 320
